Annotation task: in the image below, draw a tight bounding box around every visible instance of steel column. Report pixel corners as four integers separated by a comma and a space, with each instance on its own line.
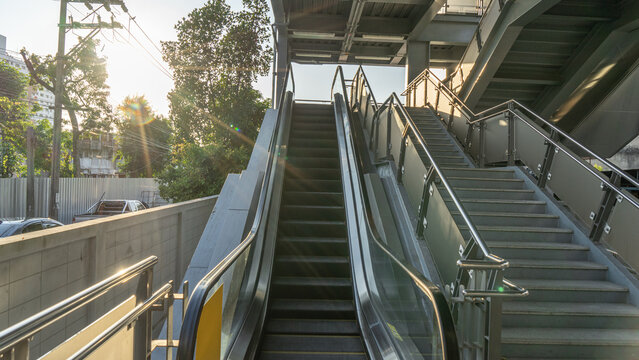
506, 103, 515, 166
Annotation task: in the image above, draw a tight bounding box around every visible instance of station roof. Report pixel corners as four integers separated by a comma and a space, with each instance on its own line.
271, 0, 482, 67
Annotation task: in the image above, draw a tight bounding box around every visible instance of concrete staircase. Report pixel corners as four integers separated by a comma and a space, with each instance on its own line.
406, 106, 639, 359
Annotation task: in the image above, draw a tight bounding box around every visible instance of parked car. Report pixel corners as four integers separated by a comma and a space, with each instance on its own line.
0, 218, 64, 238
73, 200, 148, 223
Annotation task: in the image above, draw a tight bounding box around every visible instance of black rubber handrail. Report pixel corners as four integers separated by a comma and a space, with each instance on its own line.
332, 65, 461, 359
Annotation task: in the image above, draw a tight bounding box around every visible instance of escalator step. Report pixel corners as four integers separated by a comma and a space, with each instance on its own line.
292, 130, 337, 139
274, 255, 350, 277
284, 179, 343, 192
277, 237, 348, 256
261, 334, 364, 352
280, 205, 345, 221
281, 191, 344, 206
290, 138, 338, 148
287, 157, 340, 169
271, 276, 353, 299
279, 220, 347, 238
270, 299, 356, 319
285, 168, 341, 180
266, 318, 359, 335
288, 147, 339, 158
259, 352, 367, 360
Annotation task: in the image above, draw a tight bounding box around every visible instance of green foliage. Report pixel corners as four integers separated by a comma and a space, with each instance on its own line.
116, 95, 172, 177
159, 0, 271, 200
156, 142, 250, 202
0, 60, 37, 177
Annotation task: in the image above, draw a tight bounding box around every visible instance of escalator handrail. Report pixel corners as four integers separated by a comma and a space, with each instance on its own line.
407, 67, 639, 211
176, 66, 294, 360
332, 66, 461, 359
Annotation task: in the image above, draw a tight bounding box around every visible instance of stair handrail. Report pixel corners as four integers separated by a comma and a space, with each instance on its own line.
0, 256, 159, 355
406, 67, 639, 212
332, 65, 461, 359
176, 65, 295, 359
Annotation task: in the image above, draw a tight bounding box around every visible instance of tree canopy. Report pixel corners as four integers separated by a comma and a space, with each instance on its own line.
0, 60, 35, 177
116, 95, 171, 177
157, 0, 272, 200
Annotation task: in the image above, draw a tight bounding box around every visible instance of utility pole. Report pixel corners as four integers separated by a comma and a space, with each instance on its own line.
26, 127, 35, 219
49, 0, 67, 220
48, 0, 125, 220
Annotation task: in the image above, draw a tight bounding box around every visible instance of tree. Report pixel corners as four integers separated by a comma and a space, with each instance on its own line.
21, 37, 113, 177
116, 95, 171, 177
158, 0, 271, 200
0, 60, 36, 177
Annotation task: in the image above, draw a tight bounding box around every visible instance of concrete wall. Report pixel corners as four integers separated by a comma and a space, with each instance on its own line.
0, 196, 216, 357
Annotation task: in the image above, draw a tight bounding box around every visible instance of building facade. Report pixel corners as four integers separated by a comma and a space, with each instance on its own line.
0, 34, 55, 125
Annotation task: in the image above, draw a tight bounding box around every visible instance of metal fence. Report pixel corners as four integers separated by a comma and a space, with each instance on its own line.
0, 178, 163, 224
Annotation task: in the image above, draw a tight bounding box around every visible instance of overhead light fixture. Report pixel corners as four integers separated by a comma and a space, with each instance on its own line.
296, 52, 332, 58
361, 34, 405, 42
355, 55, 391, 61
292, 31, 336, 39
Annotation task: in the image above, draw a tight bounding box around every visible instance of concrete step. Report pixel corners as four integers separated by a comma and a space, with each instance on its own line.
502, 327, 639, 359
452, 211, 559, 227
507, 279, 628, 303
451, 187, 535, 200
461, 225, 573, 242
506, 259, 607, 280
449, 177, 525, 190
446, 199, 547, 213
503, 302, 639, 329
441, 167, 516, 179
487, 241, 588, 260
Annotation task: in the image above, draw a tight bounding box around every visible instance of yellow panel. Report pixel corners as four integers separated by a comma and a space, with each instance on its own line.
196, 284, 223, 360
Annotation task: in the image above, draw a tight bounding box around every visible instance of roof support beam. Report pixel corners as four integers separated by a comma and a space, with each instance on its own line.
340, 0, 367, 62
405, 40, 430, 85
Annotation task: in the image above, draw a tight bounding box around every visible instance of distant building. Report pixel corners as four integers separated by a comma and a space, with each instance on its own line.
78, 133, 121, 177
0, 34, 55, 125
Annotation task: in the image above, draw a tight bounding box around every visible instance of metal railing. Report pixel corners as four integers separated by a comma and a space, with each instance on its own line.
333, 66, 462, 359
351, 66, 527, 359
176, 65, 295, 359
439, 0, 486, 15
0, 256, 182, 359
404, 67, 639, 247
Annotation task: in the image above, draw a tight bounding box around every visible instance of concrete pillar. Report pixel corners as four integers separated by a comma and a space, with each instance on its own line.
274, 25, 289, 107
405, 40, 430, 86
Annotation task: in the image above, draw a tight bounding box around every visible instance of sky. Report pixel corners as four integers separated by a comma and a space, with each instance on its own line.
0, 0, 412, 116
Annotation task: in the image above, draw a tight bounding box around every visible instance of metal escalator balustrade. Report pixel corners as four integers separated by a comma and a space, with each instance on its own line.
332, 66, 461, 359
176, 66, 295, 359
398, 67, 639, 358
351, 66, 528, 359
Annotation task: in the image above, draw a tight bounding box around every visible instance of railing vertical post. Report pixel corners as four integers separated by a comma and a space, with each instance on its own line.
134, 268, 153, 360
485, 272, 503, 360
396, 125, 409, 183
424, 73, 428, 107
435, 86, 441, 113
363, 93, 371, 123
589, 173, 621, 242
166, 282, 175, 360
416, 166, 436, 237
386, 99, 393, 159
537, 129, 559, 188
182, 280, 189, 321
448, 102, 455, 131
464, 122, 474, 151
506, 103, 515, 166
479, 122, 486, 167
412, 83, 417, 107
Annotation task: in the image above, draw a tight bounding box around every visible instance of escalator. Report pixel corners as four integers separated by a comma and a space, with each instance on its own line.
175, 68, 460, 360
258, 103, 366, 359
